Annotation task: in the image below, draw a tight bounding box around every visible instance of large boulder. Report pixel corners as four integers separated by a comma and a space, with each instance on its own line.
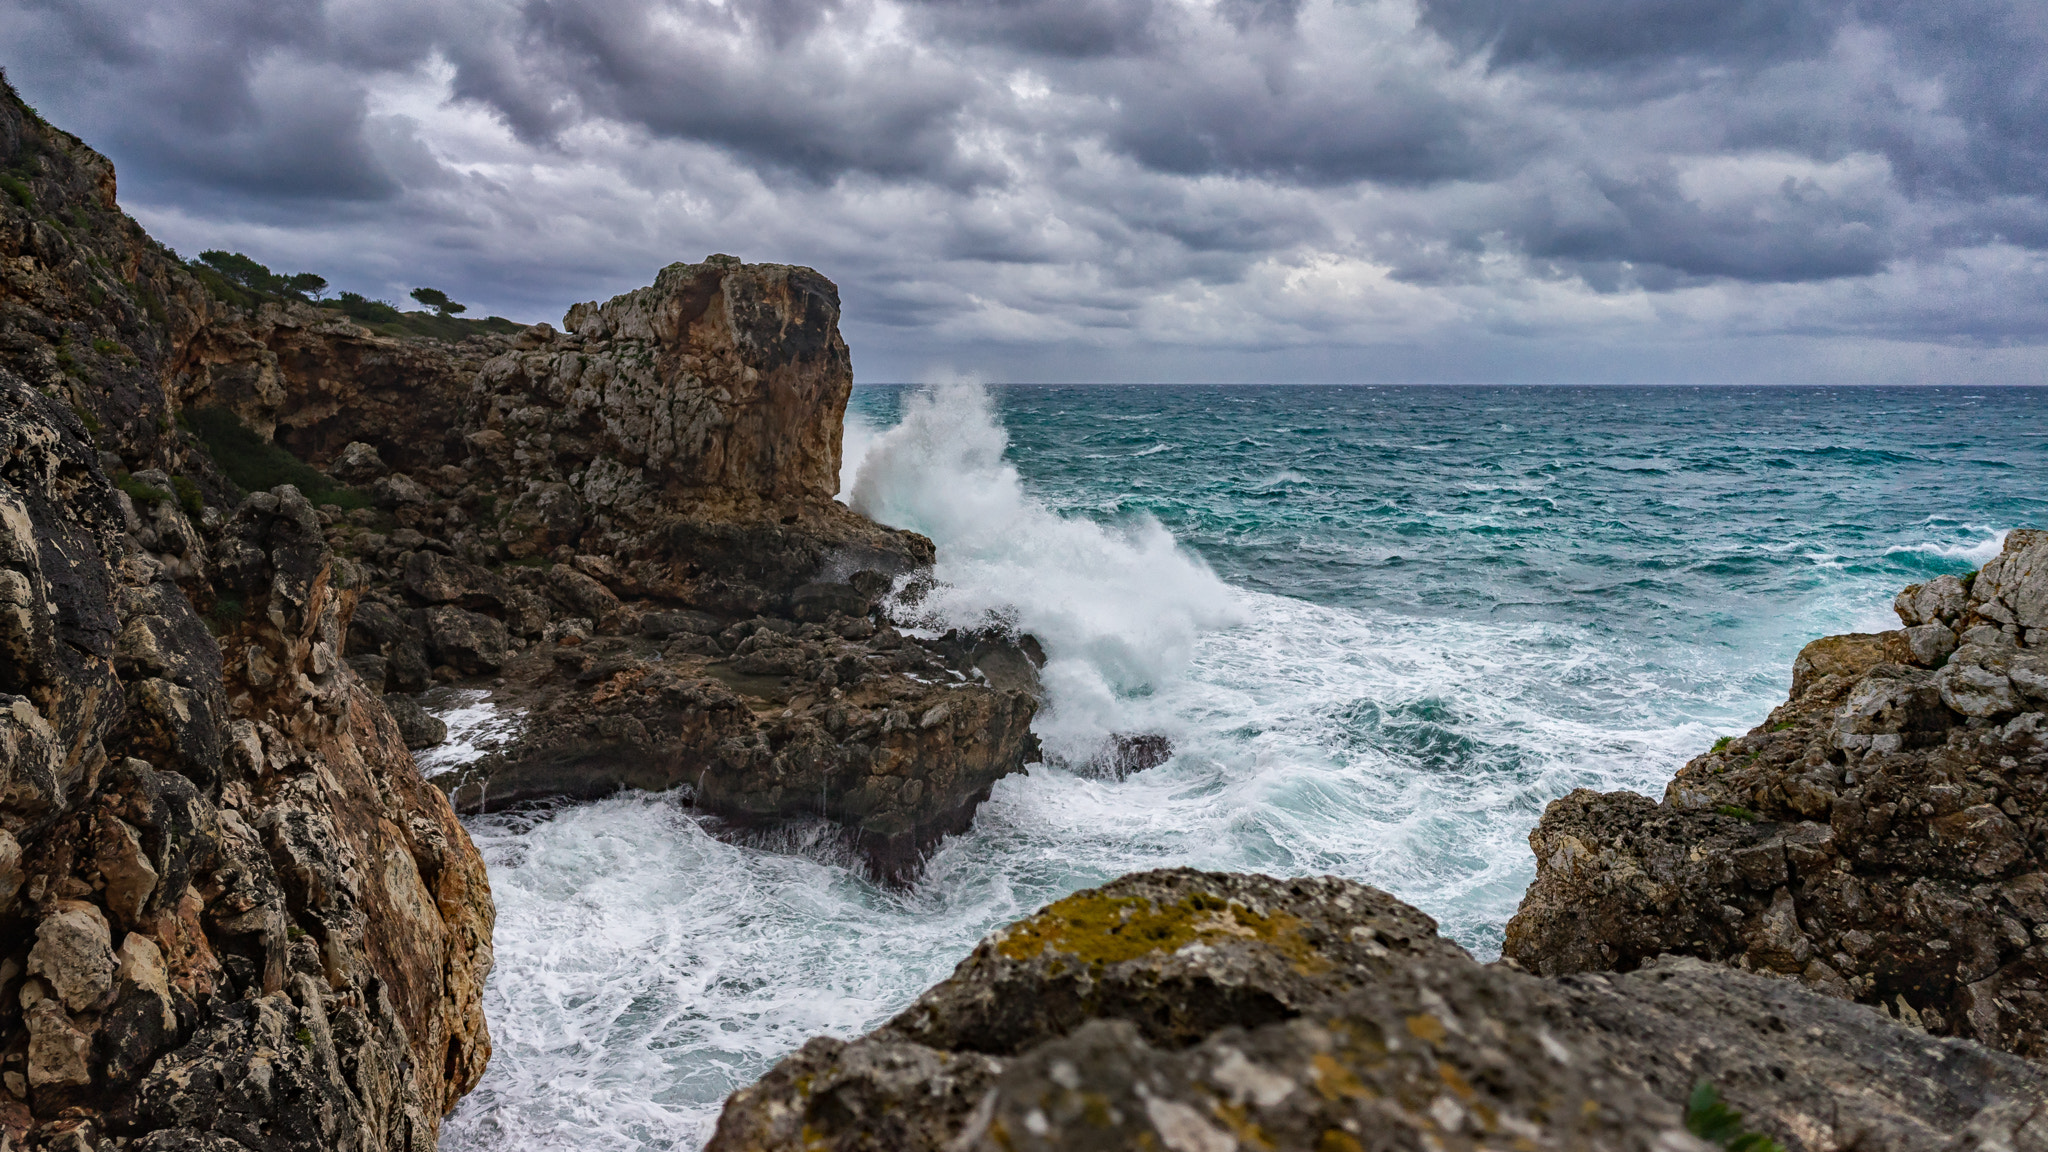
709, 870, 2048, 1152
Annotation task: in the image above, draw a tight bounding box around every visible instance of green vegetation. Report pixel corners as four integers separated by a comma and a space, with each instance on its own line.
171, 475, 204, 517
0, 174, 31, 210
410, 286, 466, 316
113, 471, 171, 507
197, 250, 324, 299
322, 294, 524, 341
331, 291, 403, 324
208, 595, 246, 634
1711, 735, 1734, 752
1684, 1082, 1786, 1152
182, 405, 370, 509
178, 247, 526, 340
1715, 804, 1759, 822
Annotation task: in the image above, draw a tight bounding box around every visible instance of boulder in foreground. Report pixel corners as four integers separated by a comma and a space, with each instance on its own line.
709, 869, 2047, 1152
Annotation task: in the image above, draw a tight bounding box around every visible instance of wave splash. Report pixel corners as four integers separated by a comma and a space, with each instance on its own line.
845, 382, 1244, 762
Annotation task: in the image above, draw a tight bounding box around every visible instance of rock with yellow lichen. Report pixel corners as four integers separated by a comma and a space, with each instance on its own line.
708, 869, 2048, 1152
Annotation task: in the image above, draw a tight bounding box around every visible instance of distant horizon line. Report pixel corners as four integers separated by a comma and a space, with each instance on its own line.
849, 380, 2048, 389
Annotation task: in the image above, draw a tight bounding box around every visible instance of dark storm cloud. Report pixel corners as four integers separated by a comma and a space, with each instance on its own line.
3, 0, 2045, 379
9, 0, 427, 200
446, 0, 989, 183
912, 0, 1168, 58
1418, 0, 1847, 68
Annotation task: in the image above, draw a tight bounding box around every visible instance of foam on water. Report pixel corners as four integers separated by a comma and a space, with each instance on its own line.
848, 383, 1244, 762
414, 688, 526, 780
441, 383, 2038, 1152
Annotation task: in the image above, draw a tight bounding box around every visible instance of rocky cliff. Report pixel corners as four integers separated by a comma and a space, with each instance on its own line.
1504, 531, 2048, 1062
0, 77, 492, 1150
248, 258, 1045, 881
707, 869, 2048, 1152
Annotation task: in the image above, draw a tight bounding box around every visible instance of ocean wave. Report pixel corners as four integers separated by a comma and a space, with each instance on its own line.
848, 382, 1246, 763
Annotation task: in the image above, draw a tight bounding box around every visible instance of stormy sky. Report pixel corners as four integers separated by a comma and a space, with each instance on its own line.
6, 0, 2045, 383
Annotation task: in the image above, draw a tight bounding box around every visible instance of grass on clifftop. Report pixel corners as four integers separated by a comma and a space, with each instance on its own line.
318, 298, 526, 342
182, 406, 370, 509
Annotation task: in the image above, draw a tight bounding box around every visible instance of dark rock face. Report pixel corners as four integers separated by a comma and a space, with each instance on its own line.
145, 245, 1045, 880
708, 869, 2048, 1152
438, 619, 1042, 881
1505, 531, 2048, 1061
0, 80, 491, 1151
240, 257, 1049, 879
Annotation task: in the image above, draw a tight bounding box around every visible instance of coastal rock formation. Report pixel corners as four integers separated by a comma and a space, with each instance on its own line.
0, 79, 491, 1149
1505, 531, 2048, 1060
289, 257, 1045, 879
709, 869, 2048, 1152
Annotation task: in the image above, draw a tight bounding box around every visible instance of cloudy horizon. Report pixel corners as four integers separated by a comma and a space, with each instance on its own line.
7, 0, 2045, 384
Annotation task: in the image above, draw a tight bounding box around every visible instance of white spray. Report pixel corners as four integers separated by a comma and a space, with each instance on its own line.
843, 382, 1246, 762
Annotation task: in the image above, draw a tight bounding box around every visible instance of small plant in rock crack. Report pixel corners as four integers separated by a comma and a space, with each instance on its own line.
1685, 1082, 1786, 1152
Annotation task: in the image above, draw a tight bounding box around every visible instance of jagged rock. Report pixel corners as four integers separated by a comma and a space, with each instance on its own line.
327, 441, 387, 483
346, 601, 430, 693
382, 695, 449, 750
28, 901, 115, 1012
441, 622, 1043, 881
0, 75, 494, 1151
1506, 531, 2048, 1061
709, 870, 2048, 1152
370, 472, 432, 508
426, 605, 508, 675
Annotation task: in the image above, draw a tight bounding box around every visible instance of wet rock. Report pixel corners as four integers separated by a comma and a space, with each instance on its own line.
404, 550, 508, 611
710, 870, 2048, 1152
383, 694, 449, 750
1067, 732, 1175, 779
426, 605, 508, 675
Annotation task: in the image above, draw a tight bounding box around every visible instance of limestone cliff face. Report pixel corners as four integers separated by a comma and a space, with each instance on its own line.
240, 259, 1045, 882
553, 256, 852, 503
0, 77, 492, 1150
709, 870, 2048, 1152
1505, 531, 2048, 1061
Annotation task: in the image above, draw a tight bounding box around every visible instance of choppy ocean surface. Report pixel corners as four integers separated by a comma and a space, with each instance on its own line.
439, 384, 2046, 1151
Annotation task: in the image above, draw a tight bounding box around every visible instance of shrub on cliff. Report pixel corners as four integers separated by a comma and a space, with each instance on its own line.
191, 249, 330, 306
411, 286, 467, 316
182, 404, 370, 508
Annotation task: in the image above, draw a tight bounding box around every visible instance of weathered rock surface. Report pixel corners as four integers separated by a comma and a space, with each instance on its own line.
260, 255, 1047, 879
0, 78, 491, 1151
1505, 531, 2048, 1061
710, 869, 2048, 1152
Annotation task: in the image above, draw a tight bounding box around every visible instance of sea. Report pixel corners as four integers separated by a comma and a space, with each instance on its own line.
435, 383, 2046, 1151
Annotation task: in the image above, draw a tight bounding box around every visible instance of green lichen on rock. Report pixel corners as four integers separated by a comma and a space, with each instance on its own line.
994, 888, 1329, 974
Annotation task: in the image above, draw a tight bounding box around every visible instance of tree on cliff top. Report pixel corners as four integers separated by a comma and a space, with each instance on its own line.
411, 287, 466, 316
195, 250, 327, 302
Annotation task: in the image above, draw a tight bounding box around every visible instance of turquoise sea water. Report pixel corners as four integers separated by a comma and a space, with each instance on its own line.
440, 384, 2046, 1152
